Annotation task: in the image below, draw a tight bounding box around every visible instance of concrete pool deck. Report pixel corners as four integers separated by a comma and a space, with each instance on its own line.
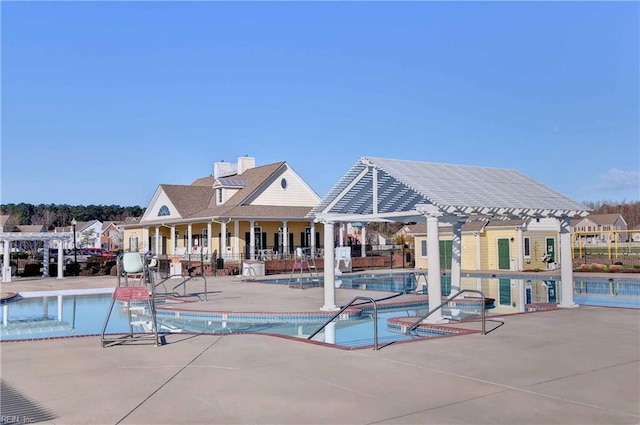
1, 271, 639, 424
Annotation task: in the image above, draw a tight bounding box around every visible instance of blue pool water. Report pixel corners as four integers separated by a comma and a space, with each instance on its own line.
2, 274, 638, 345
0, 292, 433, 348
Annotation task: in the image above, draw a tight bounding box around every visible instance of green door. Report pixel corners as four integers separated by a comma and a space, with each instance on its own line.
545, 238, 556, 263
499, 278, 512, 305
498, 239, 510, 270
439, 240, 452, 269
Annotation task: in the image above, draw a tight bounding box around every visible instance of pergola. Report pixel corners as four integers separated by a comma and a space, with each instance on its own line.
309, 157, 590, 321
1, 232, 73, 282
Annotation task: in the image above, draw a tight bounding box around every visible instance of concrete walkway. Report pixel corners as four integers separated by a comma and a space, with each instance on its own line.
1, 273, 639, 424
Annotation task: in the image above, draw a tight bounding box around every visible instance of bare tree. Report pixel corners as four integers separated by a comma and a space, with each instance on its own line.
79, 229, 98, 248
31, 207, 57, 229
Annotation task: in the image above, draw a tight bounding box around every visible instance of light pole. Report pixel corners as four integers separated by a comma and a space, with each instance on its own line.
71, 218, 78, 271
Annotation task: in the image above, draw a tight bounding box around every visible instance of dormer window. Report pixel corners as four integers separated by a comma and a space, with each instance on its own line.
218, 188, 223, 203
158, 205, 170, 216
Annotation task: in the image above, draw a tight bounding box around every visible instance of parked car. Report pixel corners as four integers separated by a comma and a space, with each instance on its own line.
65, 249, 90, 264
81, 248, 116, 258
35, 249, 89, 264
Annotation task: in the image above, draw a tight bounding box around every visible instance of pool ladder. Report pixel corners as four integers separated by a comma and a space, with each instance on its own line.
407, 272, 428, 294
404, 289, 487, 336
307, 296, 380, 350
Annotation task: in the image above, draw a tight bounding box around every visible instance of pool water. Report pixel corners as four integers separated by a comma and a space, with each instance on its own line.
0, 293, 434, 348
2, 274, 638, 346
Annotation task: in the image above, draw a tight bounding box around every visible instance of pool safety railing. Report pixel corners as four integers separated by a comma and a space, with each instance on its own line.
404, 289, 487, 336
152, 261, 209, 301
242, 265, 258, 281
407, 272, 428, 294
307, 296, 380, 350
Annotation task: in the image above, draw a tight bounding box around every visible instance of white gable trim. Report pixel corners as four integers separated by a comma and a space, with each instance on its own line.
141, 186, 182, 223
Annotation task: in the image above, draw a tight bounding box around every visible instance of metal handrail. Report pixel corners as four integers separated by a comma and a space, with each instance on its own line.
404, 289, 487, 335
307, 296, 380, 350
407, 272, 427, 294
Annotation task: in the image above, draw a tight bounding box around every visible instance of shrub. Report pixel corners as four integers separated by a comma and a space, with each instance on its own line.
609, 264, 624, 272
22, 263, 41, 277
65, 263, 80, 276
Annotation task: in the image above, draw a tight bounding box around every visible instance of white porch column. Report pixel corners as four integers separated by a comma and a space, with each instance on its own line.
558, 217, 578, 308
339, 224, 345, 247
234, 220, 240, 258
57, 246, 64, 279
450, 219, 464, 296
516, 226, 524, 271
207, 222, 212, 257
249, 220, 256, 260
310, 221, 316, 257
282, 221, 289, 257
187, 224, 193, 254
2, 239, 11, 283
361, 226, 367, 257
155, 227, 160, 256
221, 221, 228, 260
425, 214, 445, 323
170, 226, 176, 256
321, 221, 337, 311
142, 227, 149, 253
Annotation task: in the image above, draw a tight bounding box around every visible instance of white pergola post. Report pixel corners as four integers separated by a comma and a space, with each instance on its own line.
361, 225, 367, 257
43, 240, 50, 278
450, 219, 464, 296
57, 295, 63, 321
310, 221, 316, 257
425, 214, 445, 323
474, 232, 482, 270
2, 240, 11, 283
516, 226, 524, 271
339, 224, 345, 247
321, 220, 337, 311
57, 248, 64, 279
558, 217, 578, 308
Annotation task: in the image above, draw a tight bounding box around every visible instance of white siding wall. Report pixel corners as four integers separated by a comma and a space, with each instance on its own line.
145, 191, 181, 220
252, 168, 318, 207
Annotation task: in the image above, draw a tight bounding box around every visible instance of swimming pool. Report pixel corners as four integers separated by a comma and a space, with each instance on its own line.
0, 291, 442, 348
2, 274, 638, 345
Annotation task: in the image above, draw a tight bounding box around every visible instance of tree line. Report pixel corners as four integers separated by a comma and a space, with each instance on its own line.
0, 203, 145, 229
1, 201, 639, 230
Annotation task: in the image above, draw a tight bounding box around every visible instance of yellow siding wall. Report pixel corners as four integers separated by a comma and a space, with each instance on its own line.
484, 229, 518, 270
413, 229, 559, 272
524, 232, 557, 270
460, 234, 478, 270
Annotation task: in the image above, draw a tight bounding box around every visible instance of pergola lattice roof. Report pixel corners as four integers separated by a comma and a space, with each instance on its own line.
309, 157, 589, 222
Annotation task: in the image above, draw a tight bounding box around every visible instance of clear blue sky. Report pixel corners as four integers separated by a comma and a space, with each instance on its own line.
2, 1, 638, 208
